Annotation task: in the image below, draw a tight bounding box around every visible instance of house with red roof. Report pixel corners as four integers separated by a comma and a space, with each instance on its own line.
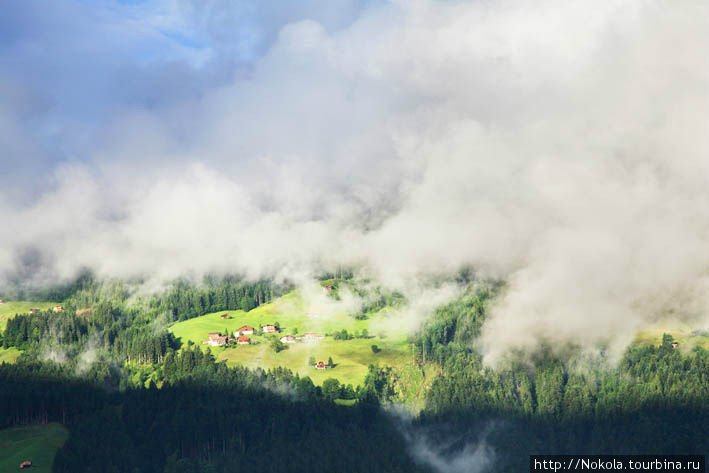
236, 326, 254, 336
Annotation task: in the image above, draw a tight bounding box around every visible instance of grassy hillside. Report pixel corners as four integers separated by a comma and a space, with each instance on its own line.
635, 320, 709, 350
0, 347, 21, 364
169, 290, 414, 386
218, 336, 411, 386
0, 301, 61, 331
0, 423, 68, 473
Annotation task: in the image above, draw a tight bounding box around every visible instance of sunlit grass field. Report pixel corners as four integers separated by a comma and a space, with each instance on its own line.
217, 336, 411, 386
0, 301, 61, 331
0, 347, 22, 364
0, 423, 68, 473
634, 319, 709, 350
169, 291, 414, 386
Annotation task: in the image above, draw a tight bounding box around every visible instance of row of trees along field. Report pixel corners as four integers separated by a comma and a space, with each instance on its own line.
1, 276, 288, 364
410, 283, 709, 472
0, 347, 427, 473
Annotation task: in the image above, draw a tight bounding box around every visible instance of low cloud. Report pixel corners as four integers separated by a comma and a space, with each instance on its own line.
389, 406, 496, 473
1, 0, 708, 360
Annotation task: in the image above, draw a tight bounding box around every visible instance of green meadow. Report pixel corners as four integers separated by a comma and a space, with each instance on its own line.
169, 291, 414, 386
635, 320, 709, 350
0, 423, 68, 473
217, 336, 411, 386
0, 347, 21, 364
0, 301, 61, 331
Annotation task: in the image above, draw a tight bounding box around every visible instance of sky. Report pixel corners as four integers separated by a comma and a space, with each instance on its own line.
1, 0, 708, 362
0, 0, 376, 184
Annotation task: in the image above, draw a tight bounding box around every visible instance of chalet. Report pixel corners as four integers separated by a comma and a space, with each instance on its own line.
315, 361, 330, 370
29, 308, 39, 314
672, 342, 679, 348
220, 313, 230, 319
52, 306, 63, 312
20, 460, 32, 469
208, 332, 221, 339
237, 335, 250, 345
208, 336, 228, 347
280, 335, 296, 344
235, 326, 254, 336
303, 332, 324, 341
262, 324, 278, 334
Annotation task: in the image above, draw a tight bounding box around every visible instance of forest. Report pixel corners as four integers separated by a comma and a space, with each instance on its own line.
2, 276, 286, 364
411, 285, 709, 471
0, 277, 707, 472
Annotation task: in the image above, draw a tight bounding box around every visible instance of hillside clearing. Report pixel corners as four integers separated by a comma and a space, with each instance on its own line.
169, 290, 414, 386
0, 347, 21, 364
0, 301, 61, 331
635, 320, 709, 350
0, 423, 68, 473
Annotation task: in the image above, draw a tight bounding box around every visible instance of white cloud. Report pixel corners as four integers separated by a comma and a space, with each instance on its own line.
2, 0, 708, 360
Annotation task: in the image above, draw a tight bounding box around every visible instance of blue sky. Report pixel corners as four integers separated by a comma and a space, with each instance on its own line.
0, 0, 376, 179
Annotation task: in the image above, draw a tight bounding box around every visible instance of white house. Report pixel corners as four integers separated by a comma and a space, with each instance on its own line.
235, 326, 254, 336
262, 324, 278, 333
208, 335, 227, 347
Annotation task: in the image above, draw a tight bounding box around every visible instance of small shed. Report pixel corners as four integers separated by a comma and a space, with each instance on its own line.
20, 460, 32, 469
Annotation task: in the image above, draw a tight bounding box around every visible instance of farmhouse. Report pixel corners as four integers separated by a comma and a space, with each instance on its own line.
237, 335, 250, 345
235, 326, 254, 336
315, 361, 330, 370
280, 335, 296, 344
208, 335, 228, 347
53, 305, 63, 312
220, 313, 230, 319
262, 324, 279, 333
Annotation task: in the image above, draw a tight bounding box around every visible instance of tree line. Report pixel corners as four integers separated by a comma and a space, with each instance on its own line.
409, 284, 709, 472
0, 347, 426, 473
